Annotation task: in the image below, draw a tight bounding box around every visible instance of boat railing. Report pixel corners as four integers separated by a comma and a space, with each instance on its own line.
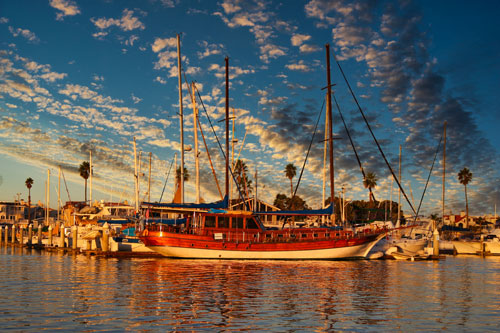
144, 224, 386, 243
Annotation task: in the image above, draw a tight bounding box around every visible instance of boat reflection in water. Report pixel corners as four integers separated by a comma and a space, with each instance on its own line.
1, 246, 500, 331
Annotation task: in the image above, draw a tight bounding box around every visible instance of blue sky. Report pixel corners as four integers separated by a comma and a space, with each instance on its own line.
0, 0, 499, 216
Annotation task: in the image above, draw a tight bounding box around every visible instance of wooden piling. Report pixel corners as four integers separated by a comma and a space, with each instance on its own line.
0, 226, 3, 246
48, 225, 53, 247
102, 225, 109, 252
37, 225, 42, 245
11, 224, 16, 243
20, 226, 24, 246
28, 224, 33, 245
59, 223, 65, 248
4, 225, 8, 244
72, 226, 78, 250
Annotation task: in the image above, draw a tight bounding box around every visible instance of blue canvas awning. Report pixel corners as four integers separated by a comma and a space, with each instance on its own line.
254, 204, 334, 216
143, 195, 228, 209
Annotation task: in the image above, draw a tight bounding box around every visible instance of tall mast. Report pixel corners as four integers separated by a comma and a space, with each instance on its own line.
254, 167, 258, 210
325, 44, 335, 224
442, 121, 447, 225
230, 108, 236, 203
192, 82, 200, 204
225, 56, 229, 202
46, 169, 50, 226
58, 165, 61, 222
177, 33, 185, 204
322, 99, 328, 224
89, 150, 92, 205
133, 137, 139, 213
397, 145, 402, 225
148, 152, 152, 203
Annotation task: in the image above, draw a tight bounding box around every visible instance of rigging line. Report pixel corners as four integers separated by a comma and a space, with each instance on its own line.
182, 70, 223, 199
332, 93, 375, 202
197, 115, 224, 199
159, 156, 175, 203
61, 167, 71, 202
192, 82, 251, 211
292, 98, 325, 201
331, 51, 416, 215
414, 134, 443, 223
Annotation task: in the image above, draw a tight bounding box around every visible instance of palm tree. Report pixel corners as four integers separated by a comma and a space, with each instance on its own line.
458, 167, 472, 228
25, 177, 33, 225
176, 167, 190, 183
234, 160, 253, 195
79, 161, 90, 203
363, 172, 378, 203
285, 164, 297, 198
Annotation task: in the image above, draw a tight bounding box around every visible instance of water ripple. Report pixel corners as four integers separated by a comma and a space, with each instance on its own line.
1, 246, 499, 331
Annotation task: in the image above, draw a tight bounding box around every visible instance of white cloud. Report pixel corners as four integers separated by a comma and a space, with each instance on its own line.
221, 0, 242, 14
259, 44, 286, 63
197, 41, 223, 59
0, 17, 9, 24
155, 76, 166, 84
291, 33, 311, 46
285, 60, 310, 72
8, 26, 39, 43
299, 44, 320, 53
39, 72, 67, 82
131, 94, 142, 104
49, 0, 80, 20
152, 37, 177, 53
91, 9, 145, 35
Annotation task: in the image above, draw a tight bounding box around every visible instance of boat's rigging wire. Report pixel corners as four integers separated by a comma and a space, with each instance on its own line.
159, 155, 175, 203
332, 93, 375, 202
182, 71, 223, 199
191, 81, 253, 213
331, 51, 417, 215
414, 134, 443, 223
292, 99, 325, 201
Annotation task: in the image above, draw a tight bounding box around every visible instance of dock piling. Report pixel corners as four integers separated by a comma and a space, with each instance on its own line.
37, 226, 42, 245
28, 224, 33, 245
102, 224, 109, 252
48, 225, 53, 247
59, 223, 65, 248
72, 226, 78, 250
20, 226, 24, 246
11, 225, 16, 243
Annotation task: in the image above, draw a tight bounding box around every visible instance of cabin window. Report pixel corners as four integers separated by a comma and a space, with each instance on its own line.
218, 216, 230, 228
246, 218, 259, 230
301, 234, 307, 238
290, 234, 296, 238
205, 215, 216, 228
265, 234, 271, 239
325, 233, 330, 238
313, 233, 318, 238
232, 217, 244, 229
277, 234, 284, 238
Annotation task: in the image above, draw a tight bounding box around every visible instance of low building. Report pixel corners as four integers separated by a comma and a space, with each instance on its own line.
0, 201, 25, 223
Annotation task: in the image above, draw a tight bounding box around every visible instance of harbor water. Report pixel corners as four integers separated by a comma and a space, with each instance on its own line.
1, 246, 499, 331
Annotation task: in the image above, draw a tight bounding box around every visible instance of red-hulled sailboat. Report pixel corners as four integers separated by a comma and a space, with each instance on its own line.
139, 43, 386, 260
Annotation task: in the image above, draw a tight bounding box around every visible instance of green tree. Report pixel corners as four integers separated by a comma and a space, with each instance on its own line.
25, 177, 33, 224
285, 163, 297, 198
273, 193, 309, 211
234, 159, 253, 195
458, 167, 472, 228
363, 172, 378, 203
79, 161, 90, 203
176, 166, 190, 183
